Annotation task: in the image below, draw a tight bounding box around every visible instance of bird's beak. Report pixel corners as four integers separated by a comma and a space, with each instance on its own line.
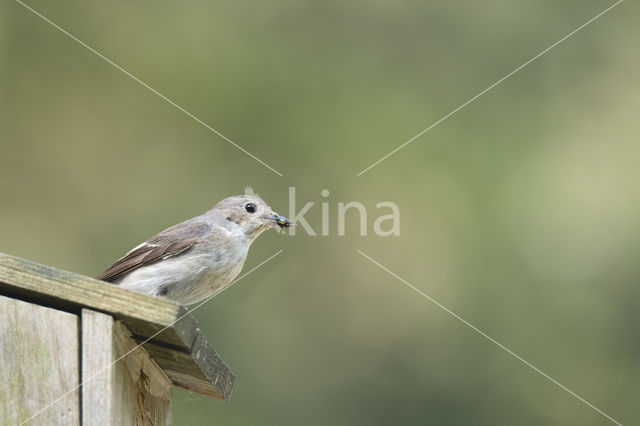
264, 213, 294, 229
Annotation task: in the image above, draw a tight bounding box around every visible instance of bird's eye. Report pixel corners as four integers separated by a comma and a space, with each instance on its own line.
245, 203, 256, 213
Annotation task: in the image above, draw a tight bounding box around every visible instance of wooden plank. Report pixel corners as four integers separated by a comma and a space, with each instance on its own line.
82, 309, 171, 426
0, 252, 235, 401
142, 332, 235, 401
0, 253, 196, 350
0, 294, 80, 426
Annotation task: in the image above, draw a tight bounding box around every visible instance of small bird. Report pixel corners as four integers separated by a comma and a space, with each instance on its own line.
97, 195, 292, 305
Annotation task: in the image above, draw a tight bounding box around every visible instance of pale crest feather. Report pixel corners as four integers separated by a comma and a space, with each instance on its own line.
244, 186, 259, 197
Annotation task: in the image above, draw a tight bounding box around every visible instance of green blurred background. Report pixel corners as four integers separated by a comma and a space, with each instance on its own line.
1, 0, 638, 424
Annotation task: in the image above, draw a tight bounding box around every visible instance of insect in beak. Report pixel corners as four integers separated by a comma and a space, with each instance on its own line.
271, 215, 293, 229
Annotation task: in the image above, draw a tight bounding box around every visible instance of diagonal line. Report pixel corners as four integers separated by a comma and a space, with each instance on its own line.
14, 0, 284, 177
356, 0, 624, 176
19, 249, 284, 426
356, 249, 623, 426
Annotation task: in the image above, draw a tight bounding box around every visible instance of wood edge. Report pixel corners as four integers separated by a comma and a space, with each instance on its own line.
165, 370, 227, 400
141, 337, 235, 402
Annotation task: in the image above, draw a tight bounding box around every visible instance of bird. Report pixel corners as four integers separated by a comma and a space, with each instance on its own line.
97, 194, 292, 305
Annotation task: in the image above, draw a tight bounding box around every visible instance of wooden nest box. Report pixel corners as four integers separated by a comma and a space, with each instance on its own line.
0, 253, 235, 425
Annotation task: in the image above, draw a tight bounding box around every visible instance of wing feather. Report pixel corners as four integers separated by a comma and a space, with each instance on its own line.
97, 220, 211, 282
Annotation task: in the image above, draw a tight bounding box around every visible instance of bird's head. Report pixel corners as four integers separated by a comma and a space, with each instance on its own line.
211, 195, 293, 239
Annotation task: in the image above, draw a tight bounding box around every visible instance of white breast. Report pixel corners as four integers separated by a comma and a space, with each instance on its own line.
117, 227, 251, 305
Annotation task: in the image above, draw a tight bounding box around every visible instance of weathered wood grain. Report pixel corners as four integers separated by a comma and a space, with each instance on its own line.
0, 253, 196, 349
82, 309, 171, 426
0, 252, 235, 401
0, 294, 80, 426
142, 332, 234, 401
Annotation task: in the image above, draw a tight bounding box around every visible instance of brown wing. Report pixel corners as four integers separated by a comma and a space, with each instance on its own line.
97, 220, 211, 282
